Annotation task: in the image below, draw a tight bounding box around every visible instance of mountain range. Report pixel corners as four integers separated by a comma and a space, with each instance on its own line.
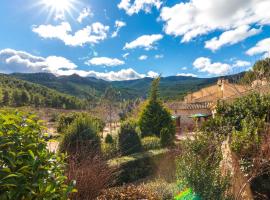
11, 72, 225, 101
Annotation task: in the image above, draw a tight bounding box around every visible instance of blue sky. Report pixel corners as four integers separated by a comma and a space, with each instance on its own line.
0, 0, 269, 81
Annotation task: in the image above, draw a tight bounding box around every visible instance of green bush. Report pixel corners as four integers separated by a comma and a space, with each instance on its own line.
57, 112, 105, 134
0, 111, 74, 199
118, 121, 142, 156
141, 136, 161, 151
176, 133, 231, 200
138, 78, 175, 137
160, 127, 175, 147
59, 115, 101, 155
105, 134, 114, 144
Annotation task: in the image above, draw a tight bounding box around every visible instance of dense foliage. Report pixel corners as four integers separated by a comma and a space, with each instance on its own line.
59, 115, 101, 155
0, 111, 74, 199
176, 133, 231, 200
242, 58, 270, 84
138, 77, 175, 137
0, 74, 87, 109
118, 121, 142, 156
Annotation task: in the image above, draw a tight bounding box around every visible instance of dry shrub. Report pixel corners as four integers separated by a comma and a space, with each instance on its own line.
96, 184, 160, 200
66, 146, 116, 200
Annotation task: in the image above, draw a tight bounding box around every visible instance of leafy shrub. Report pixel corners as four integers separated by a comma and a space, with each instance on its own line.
141, 136, 161, 151
160, 127, 175, 147
0, 111, 74, 199
59, 115, 101, 155
105, 134, 114, 144
176, 133, 231, 200
118, 121, 142, 156
230, 119, 263, 158
138, 78, 175, 137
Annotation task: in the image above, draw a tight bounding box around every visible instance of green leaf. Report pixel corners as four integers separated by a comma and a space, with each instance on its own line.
28, 150, 35, 159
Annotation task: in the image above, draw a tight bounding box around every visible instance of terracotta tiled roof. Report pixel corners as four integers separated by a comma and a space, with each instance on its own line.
168, 101, 213, 110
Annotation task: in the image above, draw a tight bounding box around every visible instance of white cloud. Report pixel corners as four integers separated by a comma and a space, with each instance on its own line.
246, 37, 270, 57
232, 60, 251, 67
0, 48, 77, 74
112, 20, 126, 38
123, 53, 130, 59
124, 34, 163, 50
193, 57, 231, 75
85, 57, 125, 67
139, 55, 148, 60
205, 25, 261, 51
177, 73, 197, 77
0, 49, 157, 81
118, 0, 162, 15
147, 71, 159, 78
160, 0, 270, 48
77, 8, 93, 23
155, 54, 164, 59
32, 22, 109, 47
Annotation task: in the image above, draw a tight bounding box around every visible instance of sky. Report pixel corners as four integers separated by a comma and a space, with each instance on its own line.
0, 0, 269, 81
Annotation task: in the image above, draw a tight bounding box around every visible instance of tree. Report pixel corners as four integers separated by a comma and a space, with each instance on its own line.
138, 77, 175, 137
2, 89, 9, 105
118, 120, 142, 156
103, 86, 119, 134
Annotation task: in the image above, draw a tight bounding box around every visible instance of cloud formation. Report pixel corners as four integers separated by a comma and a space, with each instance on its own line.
32, 22, 109, 47
193, 57, 251, 75
0, 49, 157, 81
85, 57, 125, 67
205, 25, 261, 51
160, 0, 270, 49
118, 0, 162, 15
77, 8, 93, 23
124, 34, 163, 50
112, 20, 126, 38
177, 73, 197, 77
246, 37, 270, 57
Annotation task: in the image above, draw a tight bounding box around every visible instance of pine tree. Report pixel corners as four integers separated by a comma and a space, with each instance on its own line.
138, 77, 175, 137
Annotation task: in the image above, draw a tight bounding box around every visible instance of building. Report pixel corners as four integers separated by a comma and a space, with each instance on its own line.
169, 79, 265, 134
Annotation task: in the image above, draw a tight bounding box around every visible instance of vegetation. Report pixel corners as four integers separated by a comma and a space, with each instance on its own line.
176, 133, 231, 200
59, 115, 101, 155
141, 136, 161, 151
0, 111, 74, 199
12, 72, 221, 100
0, 74, 87, 109
57, 112, 105, 134
242, 58, 270, 84
138, 77, 175, 138
118, 120, 142, 156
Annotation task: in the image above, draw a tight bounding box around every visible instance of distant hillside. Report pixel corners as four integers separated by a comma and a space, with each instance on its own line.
0, 74, 87, 109
12, 73, 110, 101
11, 72, 244, 101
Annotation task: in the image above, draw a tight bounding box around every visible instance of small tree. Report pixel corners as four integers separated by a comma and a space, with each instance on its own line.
118, 121, 142, 156
103, 86, 118, 134
138, 77, 175, 137
59, 115, 101, 156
